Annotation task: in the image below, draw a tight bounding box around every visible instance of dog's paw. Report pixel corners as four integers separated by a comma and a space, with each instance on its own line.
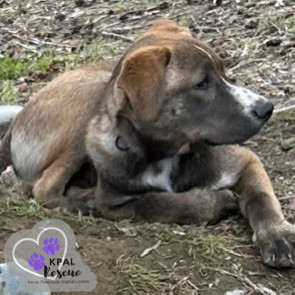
255, 221, 295, 268
60, 188, 96, 216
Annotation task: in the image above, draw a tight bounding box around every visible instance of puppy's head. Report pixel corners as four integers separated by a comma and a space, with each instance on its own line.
112, 19, 273, 148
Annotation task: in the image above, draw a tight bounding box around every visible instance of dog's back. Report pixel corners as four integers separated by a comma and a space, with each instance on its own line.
0, 61, 115, 183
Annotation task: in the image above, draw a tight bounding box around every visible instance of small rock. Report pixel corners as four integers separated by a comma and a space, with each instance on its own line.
55, 13, 66, 22
281, 137, 295, 151
0, 166, 31, 197
158, 2, 169, 9
75, 0, 84, 6
245, 19, 259, 29
31, 71, 49, 80
119, 14, 128, 21
17, 82, 28, 93
72, 25, 82, 34
226, 288, 247, 295
265, 38, 282, 47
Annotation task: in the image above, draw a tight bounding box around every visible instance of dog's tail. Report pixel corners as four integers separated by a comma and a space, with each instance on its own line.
0, 105, 22, 173
0, 126, 12, 173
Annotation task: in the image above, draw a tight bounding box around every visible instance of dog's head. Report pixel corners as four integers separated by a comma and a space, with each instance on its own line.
110, 19, 273, 150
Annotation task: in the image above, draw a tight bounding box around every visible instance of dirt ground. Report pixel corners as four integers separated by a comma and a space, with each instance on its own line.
0, 0, 295, 294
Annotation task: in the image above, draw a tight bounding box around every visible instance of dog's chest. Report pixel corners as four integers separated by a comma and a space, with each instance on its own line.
140, 157, 178, 192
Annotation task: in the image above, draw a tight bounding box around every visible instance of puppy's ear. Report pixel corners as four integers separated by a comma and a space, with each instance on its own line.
117, 46, 171, 121
147, 18, 192, 37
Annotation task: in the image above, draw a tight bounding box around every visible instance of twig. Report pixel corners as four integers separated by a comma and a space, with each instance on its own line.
205, 267, 277, 294
140, 240, 162, 257
223, 248, 255, 259
274, 105, 295, 113
101, 31, 134, 42
171, 275, 191, 291
278, 195, 295, 201
187, 280, 199, 290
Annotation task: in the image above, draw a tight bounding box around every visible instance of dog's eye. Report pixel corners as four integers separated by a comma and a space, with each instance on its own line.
193, 76, 210, 90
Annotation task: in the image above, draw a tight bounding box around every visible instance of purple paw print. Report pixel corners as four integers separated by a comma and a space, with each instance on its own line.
28, 253, 45, 271
43, 237, 60, 255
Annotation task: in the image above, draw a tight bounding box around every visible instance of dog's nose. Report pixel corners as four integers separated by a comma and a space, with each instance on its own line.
253, 101, 274, 120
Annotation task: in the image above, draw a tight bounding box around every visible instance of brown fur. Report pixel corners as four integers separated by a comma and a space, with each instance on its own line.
9, 61, 116, 207
1, 19, 294, 269
118, 46, 171, 121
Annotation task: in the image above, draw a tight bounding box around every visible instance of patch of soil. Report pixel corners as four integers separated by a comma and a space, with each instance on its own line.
1, 191, 295, 294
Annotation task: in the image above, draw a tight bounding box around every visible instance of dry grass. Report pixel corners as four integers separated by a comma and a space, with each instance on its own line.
6, 194, 96, 229
151, 223, 248, 261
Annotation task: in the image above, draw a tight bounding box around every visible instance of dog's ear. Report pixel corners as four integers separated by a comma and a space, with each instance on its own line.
117, 46, 171, 121
147, 19, 192, 37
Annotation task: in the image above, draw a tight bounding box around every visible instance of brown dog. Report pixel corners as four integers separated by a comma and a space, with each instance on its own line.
1, 19, 294, 268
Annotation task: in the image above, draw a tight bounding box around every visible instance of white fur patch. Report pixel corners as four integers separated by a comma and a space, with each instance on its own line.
97, 115, 116, 151
223, 78, 266, 114
11, 130, 49, 181
211, 172, 237, 190
86, 115, 116, 162
141, 158, 178, 192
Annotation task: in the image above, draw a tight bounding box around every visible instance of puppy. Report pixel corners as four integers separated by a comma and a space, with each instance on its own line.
1, 19, 294, 268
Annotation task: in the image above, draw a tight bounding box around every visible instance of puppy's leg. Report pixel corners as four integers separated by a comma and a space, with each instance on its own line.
233, 148, 295, 268
97, 188, 238, 225
32, 153, 83, 208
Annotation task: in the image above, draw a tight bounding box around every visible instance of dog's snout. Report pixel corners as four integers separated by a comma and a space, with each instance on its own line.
253, 101, 274, 120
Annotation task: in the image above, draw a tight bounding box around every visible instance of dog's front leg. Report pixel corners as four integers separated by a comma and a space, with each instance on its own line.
234, 150, 295, 268
96, 188, 238, 225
